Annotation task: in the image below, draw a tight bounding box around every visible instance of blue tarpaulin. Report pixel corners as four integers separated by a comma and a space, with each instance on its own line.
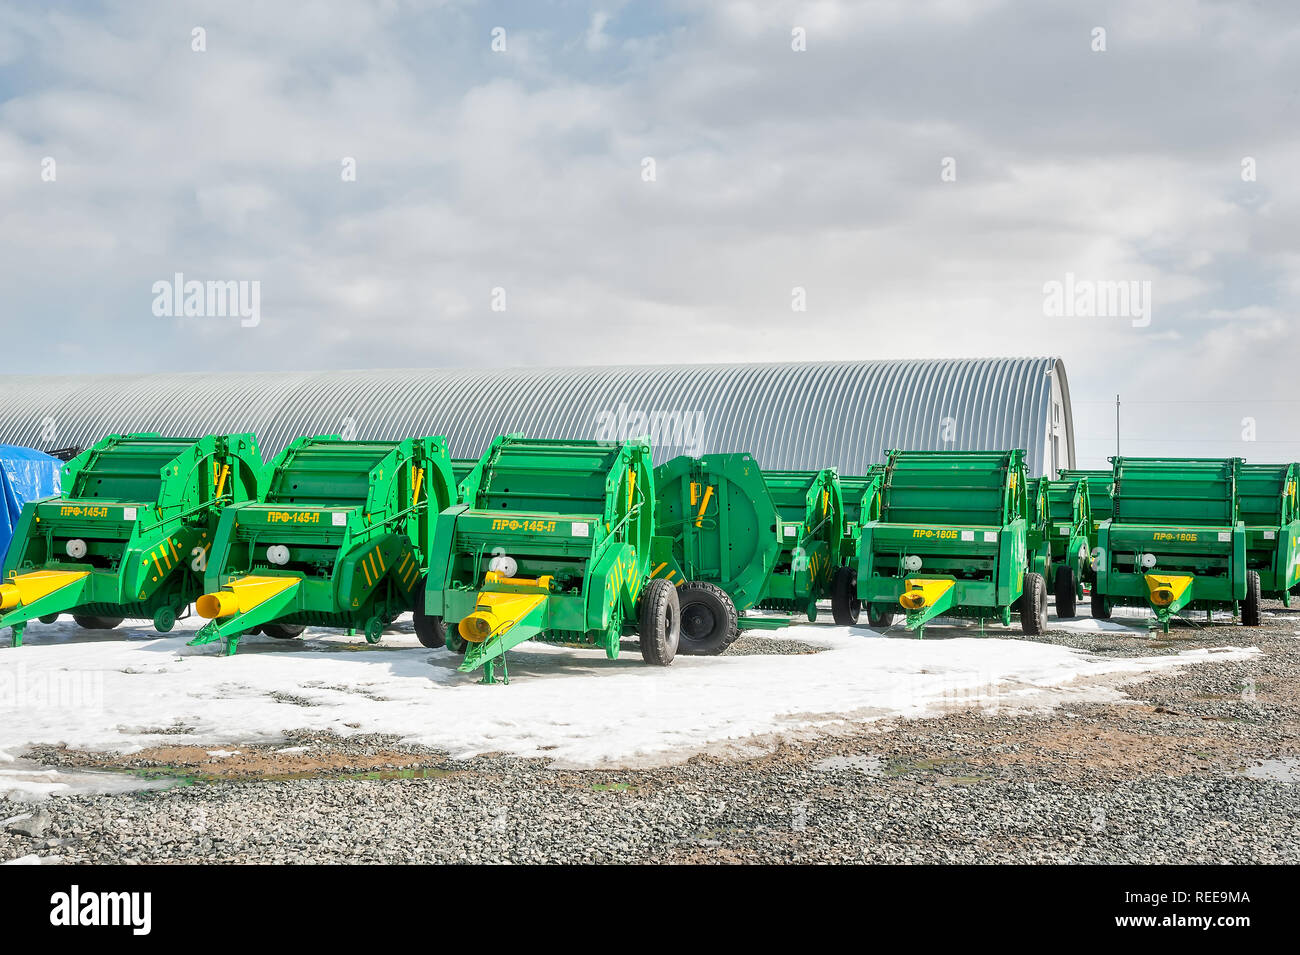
1, 445, 62, 565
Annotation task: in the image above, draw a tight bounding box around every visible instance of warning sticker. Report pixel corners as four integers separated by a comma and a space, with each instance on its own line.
332, 513, 346, 527
984, 531, 997, 543
960, 530, 975, 542
571, 522, 589, 537
1218, 531, 1231, 542
122, 507, 137, 520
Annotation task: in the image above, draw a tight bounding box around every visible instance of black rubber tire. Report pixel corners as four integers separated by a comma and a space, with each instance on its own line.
677, 582, 739, 656
72, 615, 123, 630
1090, 588, 1111, 620
1054, 565, 1077, 619
1242, 570, 1262, 626
867, 604, 898, 628
37, 613, 60, 624
412, 587, 446, 649
830, 566, 860, 626
637, 578, 680, 666
262, 623, 305, 639
1019, 572, 1047, 635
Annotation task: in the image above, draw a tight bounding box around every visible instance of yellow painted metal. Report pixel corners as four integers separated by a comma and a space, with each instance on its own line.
458, 591, 547, 642
196, 575, 300, 619
0, 569, 90, 610
1145, 573, 1194, 607
898, 578, 955, 611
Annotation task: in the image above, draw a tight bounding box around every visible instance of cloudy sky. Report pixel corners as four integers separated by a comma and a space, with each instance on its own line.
1, 0, 1297, 466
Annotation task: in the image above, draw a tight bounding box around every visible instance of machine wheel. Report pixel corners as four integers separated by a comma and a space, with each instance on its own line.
637, 578, 680, 666
867, 604, 898, 628
262, 623, 306, 639
1090, 588, 1111, 620
412, 587, 446, 649
677, 582, 739, 656
152, 605, 177, 633
1019, 572, 1047, 635
37, 613, 60, 624
830, 567, 860, 626
445, 630, 467, 654
72, 615, 123, 630
1242, 570, 1262, 626
1053, 565, 1077, 619
362, 616, 385, 644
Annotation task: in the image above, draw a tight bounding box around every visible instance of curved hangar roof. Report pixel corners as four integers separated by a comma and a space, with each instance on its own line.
0, 357, 1074, 477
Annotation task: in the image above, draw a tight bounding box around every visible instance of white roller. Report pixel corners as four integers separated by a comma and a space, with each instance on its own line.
903, 555, 922, 572
1140, 552, 1157, 569
65, 538, 87, 559
266, 545, 291, 566
488, 554, 518, 578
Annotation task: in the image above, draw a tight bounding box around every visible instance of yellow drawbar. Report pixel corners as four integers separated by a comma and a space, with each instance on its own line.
458, 592, 547, 643
0, 570, 90, 611
197, 575, 300, 619
899, 578, 955, 611
1145, 573, 1193, 607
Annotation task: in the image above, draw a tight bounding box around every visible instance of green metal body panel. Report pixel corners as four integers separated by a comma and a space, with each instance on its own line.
450, 458, 477, 501
1044, 475, 1093, 589
189, 436, 455, 654
1, 433, 263, 645
650, 453, 779, 615
838, 466, 885, 567
1237, 462, 1300, 602
853, 449, 1031, 634
1058, 468, 1113, 553
1094, 457, 1246, 629
1026, 477, 1052, 580
425, 436, 655, 681
755, 468, 844, 620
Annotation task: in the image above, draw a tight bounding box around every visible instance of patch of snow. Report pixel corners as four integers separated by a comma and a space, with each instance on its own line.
0, 612, 1260, 775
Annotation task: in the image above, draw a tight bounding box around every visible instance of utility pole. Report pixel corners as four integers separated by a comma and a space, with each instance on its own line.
1115, 394, 1121, 459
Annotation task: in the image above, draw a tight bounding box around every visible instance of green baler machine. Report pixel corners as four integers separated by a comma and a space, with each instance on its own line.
0, 433, 262, 646
1235, 462, 1300, 603
755, 468, 844, 621
189, 436, 455, 655
1092, 457, 1256, 631
649, 453, 781, 654
830, 467, 887, 626
846, 449, 1044, 637
1042, 475, 1092, 617
417, 436, 680, 683
1026, 476, 1053, 582
1057, 468, 1113, 553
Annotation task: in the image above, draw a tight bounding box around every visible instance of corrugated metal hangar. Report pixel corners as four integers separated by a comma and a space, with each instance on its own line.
0, 357, 1074, 476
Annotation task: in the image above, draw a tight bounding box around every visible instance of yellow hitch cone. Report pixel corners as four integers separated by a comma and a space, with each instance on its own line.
899, 579, 955, 611
0, 569, 90, 611
1145, 573, 1193, 608
457, 571, 553, 643
197, 575, 300, 619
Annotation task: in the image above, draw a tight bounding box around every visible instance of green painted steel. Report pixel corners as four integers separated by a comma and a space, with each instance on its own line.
756, 468, 844, 620
1237, 462, 1300, 602
1058, 468, 1112, 552
450, 458, 477, 500
188, 435, 455, 655
1043, 475, 1092, 615
1093, 457, 1254, 631
851, 449, 1038, 635
838, 466, 885, 566
0, 433, 262, 646
650, 453, 781, 645
1026, 477, 1052, 581
421, 436, 674, 682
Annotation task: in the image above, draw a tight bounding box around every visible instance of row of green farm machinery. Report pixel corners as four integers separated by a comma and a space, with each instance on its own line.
3, 432, 1296, 681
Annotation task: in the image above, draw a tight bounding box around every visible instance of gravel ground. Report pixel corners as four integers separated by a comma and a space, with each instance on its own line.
4, 602, 1298, 864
